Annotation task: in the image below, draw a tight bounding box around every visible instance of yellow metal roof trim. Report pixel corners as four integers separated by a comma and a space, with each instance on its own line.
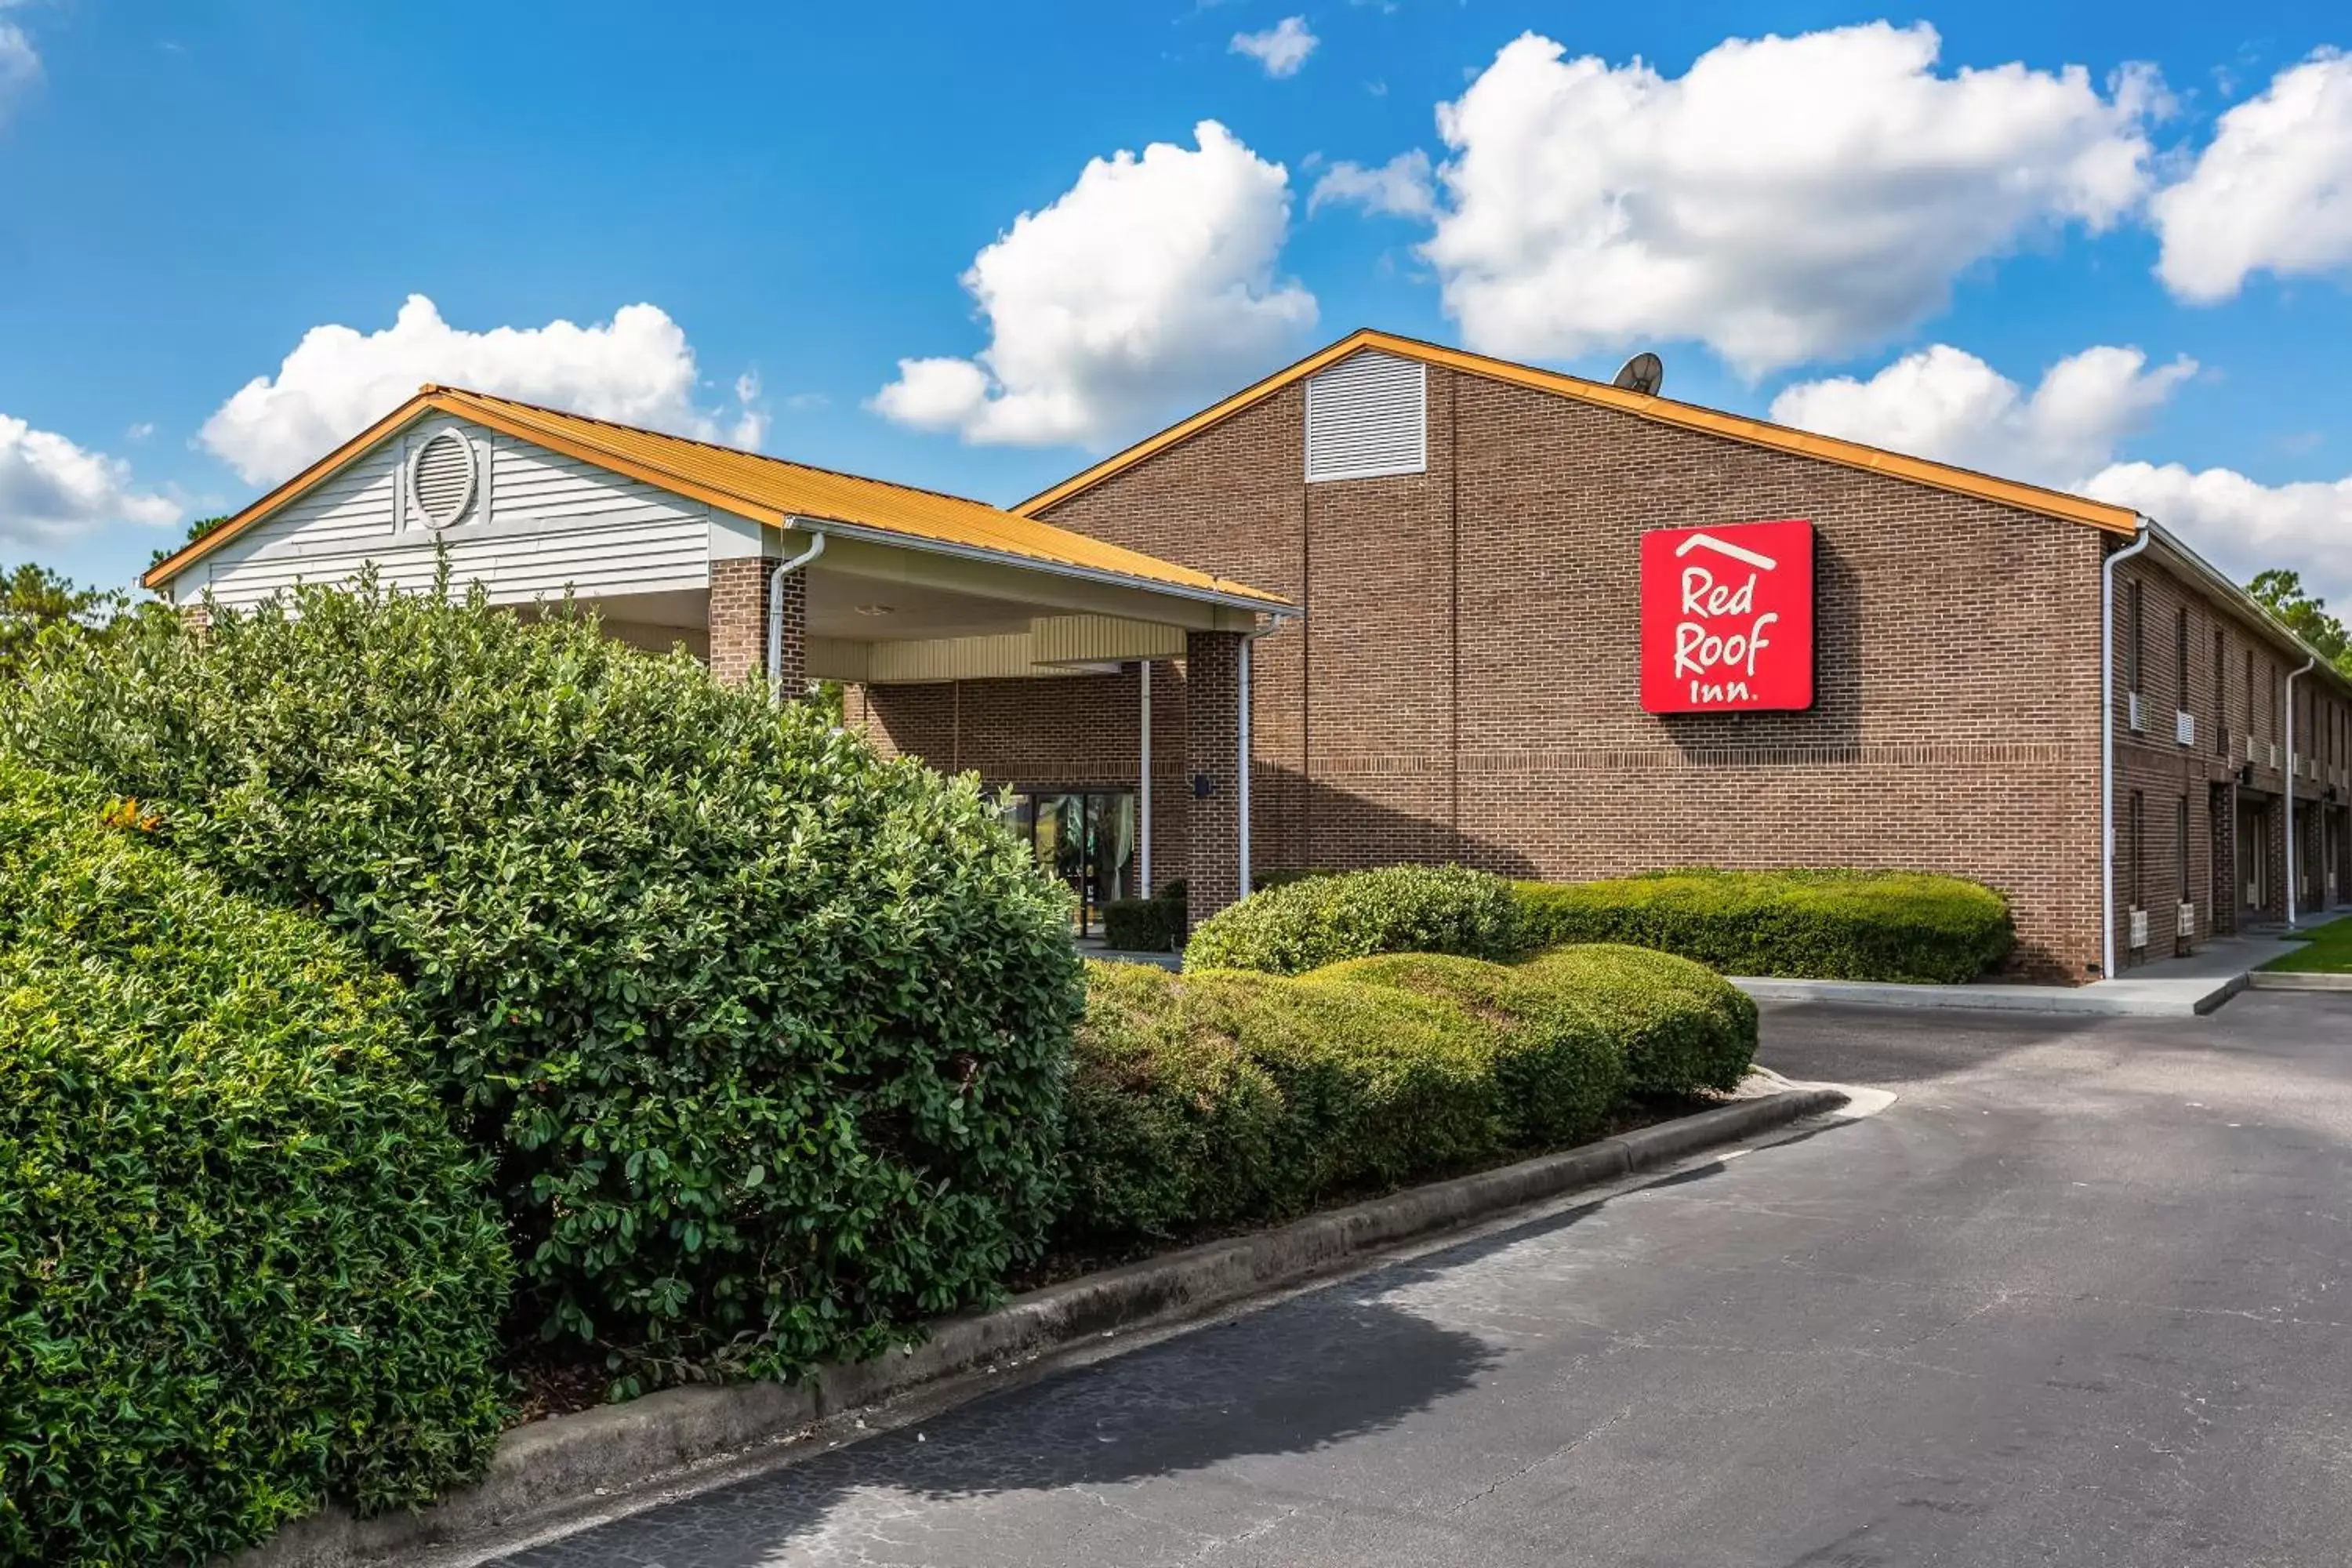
1014, 328, 2141, 537
146, 385, 1292, 608
143, 394, 441, 589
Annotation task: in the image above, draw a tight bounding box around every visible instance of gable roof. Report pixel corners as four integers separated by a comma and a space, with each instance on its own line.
144, 386, 1290, 608
1014, 328, 2141, 536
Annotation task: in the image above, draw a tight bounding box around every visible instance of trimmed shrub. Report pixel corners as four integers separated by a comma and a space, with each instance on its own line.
1102, 894, 1185, 953
1184, 864, 1522, 975
0, 764, 510, 1566
1518, 945, 1758, 1095
1514, 869, 2014, 984
1059, 943, 1754, 1246
1058, 962, 1501, 1241
1306, 953, 1625, 1147
2, 580, 1081, 1385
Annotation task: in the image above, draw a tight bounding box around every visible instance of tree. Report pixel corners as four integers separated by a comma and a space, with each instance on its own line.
148, 513, 234, 572
2247, 569, 2352, 675
0, 562, 122, 677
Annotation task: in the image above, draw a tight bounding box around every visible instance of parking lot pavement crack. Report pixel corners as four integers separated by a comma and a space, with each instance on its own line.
1438, 1403, 1637, 1519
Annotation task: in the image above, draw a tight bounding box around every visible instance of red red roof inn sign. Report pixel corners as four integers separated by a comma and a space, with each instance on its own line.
1639, 519, 1816, 713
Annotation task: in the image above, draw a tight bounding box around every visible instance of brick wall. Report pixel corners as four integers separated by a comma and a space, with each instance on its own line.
708, 557, 804, 691
2107, 550, 2352, 960
1036, 367, 2120, 978
841, 358, 2352, 980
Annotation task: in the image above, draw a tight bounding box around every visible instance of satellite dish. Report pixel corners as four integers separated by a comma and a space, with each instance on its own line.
1611, 352, 1664, 396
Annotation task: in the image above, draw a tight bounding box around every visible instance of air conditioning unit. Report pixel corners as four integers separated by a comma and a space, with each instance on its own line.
2178, 901, 2196, 939
2129, 907, 2149, 949
2128, 691, 2148, 731
2270, 742, 2281, 769
2175, 710, 2196, 747
2245, 735, 2261, 764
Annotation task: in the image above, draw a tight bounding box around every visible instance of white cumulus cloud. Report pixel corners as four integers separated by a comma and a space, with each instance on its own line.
200, 295, 764, 487
1772, 341, 2352, 602
2085, 465, 2352, 605
1769, 343, 2194, 488
1413, 24, 2159, 375
1231, 16, 1318, 79
2151, 49, 2352, 303
1310, 149, 1436, 220
0, 16, 39, 122
0, 414, 182, 550
873, 121, 1316, 448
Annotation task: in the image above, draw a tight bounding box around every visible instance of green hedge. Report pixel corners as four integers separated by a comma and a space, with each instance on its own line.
1183, 864, 1522, 975
1058, 943, 1755, 1244
1305, 953, 1627, 1147
1102, 893, 1185, 953
1059, 962, 1499, 1240
2, 579, 1081, 1388
1517, 945, 1759, 1095
0, 764, 511, 1566
1515, 869, 2014, 984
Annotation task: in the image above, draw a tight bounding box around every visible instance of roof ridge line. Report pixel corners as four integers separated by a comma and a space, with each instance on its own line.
433, 385, 1004, 512
1013, 328, 2138, 535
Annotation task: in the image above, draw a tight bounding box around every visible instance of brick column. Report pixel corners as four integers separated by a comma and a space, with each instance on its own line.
707, 557, 805, 695
1184, 630, 1244, 922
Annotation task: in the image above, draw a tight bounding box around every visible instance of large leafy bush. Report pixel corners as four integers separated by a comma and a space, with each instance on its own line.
3, 582, 1081, 1383
1183, 864, 1522, 975
1515, 869, 2014, 984
0, 763, 510, 1567
1059, 942, 1753, 1245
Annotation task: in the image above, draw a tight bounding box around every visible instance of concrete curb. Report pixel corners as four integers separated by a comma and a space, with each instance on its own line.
1733, 974, 2247, 1018
237, 1087, 1846, 1568
2246, 969, 2352, 992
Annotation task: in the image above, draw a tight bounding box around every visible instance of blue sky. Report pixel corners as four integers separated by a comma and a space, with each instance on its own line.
4, 1, 2351, 599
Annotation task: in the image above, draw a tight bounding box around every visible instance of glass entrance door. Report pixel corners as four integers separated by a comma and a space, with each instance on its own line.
1006, 791, 1137, 937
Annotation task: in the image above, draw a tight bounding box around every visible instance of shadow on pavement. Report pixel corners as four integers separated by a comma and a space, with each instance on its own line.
495, 1296, 1497, 1566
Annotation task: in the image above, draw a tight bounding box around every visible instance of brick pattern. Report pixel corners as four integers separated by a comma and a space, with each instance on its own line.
848, 662, 1195, 905
1040, 368, 2118, 978
839, 360, 2352, 982
2107, 552, 2352, 962
1183, 631, 1244, 918
708, 557, 804, 694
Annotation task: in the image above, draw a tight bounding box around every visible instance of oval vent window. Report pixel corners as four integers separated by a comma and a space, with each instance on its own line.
408, 430, 477, 528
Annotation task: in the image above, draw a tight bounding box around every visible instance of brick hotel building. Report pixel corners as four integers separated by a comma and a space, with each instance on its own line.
148, 332, 2352, 983
850, 332, 2352, 981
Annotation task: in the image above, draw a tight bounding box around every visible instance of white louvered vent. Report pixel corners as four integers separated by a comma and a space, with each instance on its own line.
1305, 350, 1426, 482
408, 430, 477, 529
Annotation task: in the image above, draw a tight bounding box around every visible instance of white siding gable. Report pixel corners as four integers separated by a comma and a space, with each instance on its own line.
195, 416, 718, 608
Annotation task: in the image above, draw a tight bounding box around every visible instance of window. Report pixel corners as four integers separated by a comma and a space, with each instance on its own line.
2212, 629, 2227, 754
2177, 797, 2191, 904
2173, 607, 2189, 710
2126, 579, 2145, 693
2130, 790, 2147, 909
2245, 648, 2255, 734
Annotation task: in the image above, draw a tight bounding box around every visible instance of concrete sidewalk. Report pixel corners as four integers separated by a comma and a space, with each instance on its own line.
1733, 929, 2323, 1018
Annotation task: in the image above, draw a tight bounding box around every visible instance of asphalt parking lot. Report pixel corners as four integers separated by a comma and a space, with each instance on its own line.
492, 991, 2352, 1567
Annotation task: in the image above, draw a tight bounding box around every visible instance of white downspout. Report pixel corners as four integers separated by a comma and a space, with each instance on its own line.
766, 524, 827, 704
2101, 523, 2152, 978
2287, 653, 2317, 927
1235, 618, 1283, 901
1138, 659, 1152, 895
1238, 633, 1253, 902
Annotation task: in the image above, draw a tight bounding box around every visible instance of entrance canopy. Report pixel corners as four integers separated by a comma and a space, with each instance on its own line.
143, 383, 1291, 677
